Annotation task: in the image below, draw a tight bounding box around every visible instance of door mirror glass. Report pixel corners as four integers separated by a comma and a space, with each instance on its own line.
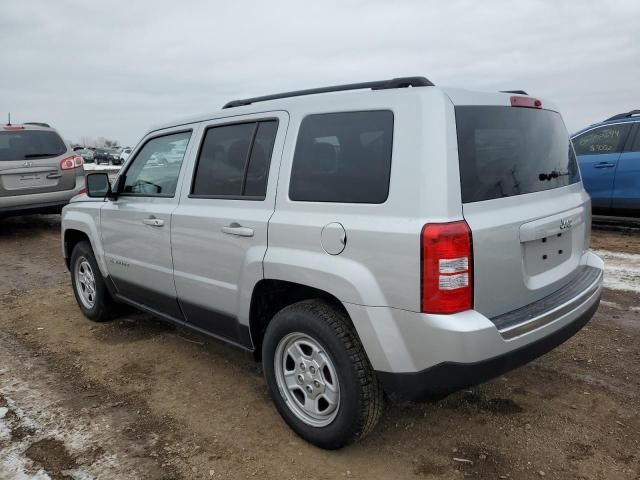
86, 173, 111, 198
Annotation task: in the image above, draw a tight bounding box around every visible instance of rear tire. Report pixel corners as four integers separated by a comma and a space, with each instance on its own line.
262, 299, 383, 449
70, 241, 117, 322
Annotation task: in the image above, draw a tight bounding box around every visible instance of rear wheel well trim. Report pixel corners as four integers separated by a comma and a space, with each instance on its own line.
248, 279, 354, 361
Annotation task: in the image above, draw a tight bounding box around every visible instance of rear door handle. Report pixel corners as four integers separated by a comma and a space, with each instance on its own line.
594, 162, 615, 168
143, 216, 165, 227
222, 222, 254, 237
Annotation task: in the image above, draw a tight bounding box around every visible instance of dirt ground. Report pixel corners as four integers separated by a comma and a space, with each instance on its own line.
0, 215, 638, 480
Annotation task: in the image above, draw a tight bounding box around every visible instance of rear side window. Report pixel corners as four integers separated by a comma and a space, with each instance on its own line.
289, 111, 393, 203
0, 130, 66, 161
572, 123, 631, 155
191, 120, 278, 199
631, 125, 640, 152
456, 106, 580, 203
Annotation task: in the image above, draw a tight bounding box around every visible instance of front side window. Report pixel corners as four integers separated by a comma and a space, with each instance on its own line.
289, 111, 394, 203
191, 120, 278, 198
572, 123, 631, 156
121, 131, 191, 196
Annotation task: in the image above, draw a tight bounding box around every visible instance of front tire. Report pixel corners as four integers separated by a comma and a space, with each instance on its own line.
262, 300, 383, 449
70, 241, 117, 322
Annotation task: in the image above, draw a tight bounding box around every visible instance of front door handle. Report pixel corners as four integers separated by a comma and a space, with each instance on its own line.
143, 216, 165, 227
594, 162, 615, 169
222, 222, 254, 237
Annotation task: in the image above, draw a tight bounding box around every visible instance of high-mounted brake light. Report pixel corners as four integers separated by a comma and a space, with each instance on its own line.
510, 96, 542, 109
3, 125, 25, 130
421, 221, 473, 314
60, 154, 83, 171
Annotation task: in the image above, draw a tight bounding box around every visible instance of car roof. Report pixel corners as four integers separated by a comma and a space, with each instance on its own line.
146, 77, 553, 135
2, 123, 57, 132
572, 111, 639, 137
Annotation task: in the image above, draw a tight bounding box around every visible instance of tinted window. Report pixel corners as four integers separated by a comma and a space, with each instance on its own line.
0, 130, 66, 161
122, 131, 191, 196
456, 106, 580, 203
245, 121, 278, 197
631, 125, 640, 152
290, 111, 393, 203
572, 123, 631, 155
192, 120, 278, 198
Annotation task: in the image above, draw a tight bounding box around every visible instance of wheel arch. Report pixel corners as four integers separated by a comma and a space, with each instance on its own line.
62, 207, 108, 277
248, 279, 354, 361
63, 229, 91, 270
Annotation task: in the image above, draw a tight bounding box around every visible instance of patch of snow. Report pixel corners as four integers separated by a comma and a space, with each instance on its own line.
599, 300, 621, 309
592, 249, 640, 293
82, 164, 121, 172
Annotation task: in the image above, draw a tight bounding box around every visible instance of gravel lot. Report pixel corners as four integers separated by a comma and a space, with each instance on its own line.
0, 215, 638, 479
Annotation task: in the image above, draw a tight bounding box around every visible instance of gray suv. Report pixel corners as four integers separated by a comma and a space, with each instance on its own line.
61, 77, 604, 449
1, 123, 85, 216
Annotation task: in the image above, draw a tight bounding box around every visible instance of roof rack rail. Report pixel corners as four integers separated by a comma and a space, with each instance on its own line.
222, 76, 434, 109
23, 122, 50, 128
604, 109, 640, 122
500, 90, 528, 95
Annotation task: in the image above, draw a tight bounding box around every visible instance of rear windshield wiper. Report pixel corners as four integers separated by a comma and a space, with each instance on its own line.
538, 170, 568, 182
23, 153, 61, 159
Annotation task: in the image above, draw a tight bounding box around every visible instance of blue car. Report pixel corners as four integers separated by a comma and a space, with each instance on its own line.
572, 110, 640, 216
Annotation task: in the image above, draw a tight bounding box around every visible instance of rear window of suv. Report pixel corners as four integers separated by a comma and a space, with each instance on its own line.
0, 130, 66, 161
456, 106, 580, 203
290, 110, 393, 203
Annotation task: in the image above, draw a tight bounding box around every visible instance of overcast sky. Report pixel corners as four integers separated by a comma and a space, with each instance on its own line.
1, 0, 638, 146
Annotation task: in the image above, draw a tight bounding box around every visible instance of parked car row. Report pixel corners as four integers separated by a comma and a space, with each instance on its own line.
72, 146, 134, 165
62, 78, 604, 449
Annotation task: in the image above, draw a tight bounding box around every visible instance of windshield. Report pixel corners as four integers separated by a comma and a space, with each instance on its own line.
455, 106, 580, 203
0, 130, 67, 161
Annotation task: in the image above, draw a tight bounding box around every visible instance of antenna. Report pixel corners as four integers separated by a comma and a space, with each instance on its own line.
7, 112, 10, 126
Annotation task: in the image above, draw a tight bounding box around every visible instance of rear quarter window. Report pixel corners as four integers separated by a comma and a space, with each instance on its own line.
289, 110, 393, 203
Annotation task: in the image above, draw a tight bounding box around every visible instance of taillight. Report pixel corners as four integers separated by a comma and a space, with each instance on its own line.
60, 154, 83, 170
510, 96, 542, 109
78, 188, 87, 196
421, 220, 473, 314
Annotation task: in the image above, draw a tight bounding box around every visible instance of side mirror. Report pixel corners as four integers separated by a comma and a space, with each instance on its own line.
86, 173, 113, 198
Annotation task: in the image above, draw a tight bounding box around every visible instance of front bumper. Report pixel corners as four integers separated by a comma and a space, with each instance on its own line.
344, 251, 603, 402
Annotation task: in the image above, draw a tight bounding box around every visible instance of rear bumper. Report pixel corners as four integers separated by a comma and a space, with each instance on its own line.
376, 295, 600, 401
0, 177, 85, 216
344, 251, 604, 402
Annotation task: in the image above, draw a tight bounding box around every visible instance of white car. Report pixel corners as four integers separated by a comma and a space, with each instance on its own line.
119, 147, 133, 163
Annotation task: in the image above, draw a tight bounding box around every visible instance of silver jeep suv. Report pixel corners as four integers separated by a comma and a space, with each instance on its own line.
61, 77, 603, 449
1, 122, 85, 216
